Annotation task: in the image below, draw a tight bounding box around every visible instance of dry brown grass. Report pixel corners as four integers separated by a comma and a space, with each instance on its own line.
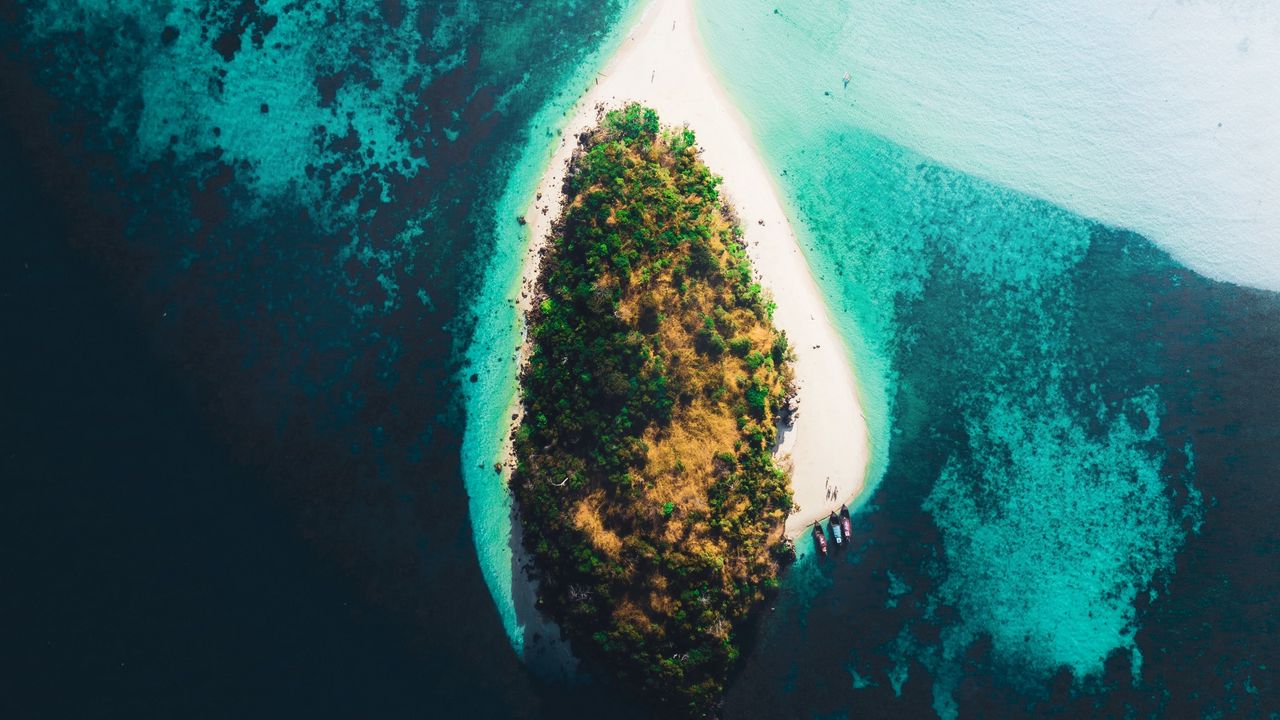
513, 110, 796, 714
574, 489, 624, 556
563, 137, 794, 591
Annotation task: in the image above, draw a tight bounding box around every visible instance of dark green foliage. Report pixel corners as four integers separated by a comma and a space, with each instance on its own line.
728, 336, 752, 358
689, 238, 720, 276
606, 103, 660, 145
744, 382, 770, 418
638, 295, 662, 334
697, 316, 728, 357
771, 332, 789, 367
512, 105, 793, 718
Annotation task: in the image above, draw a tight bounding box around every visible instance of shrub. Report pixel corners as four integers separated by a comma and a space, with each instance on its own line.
771, 332, 789, 366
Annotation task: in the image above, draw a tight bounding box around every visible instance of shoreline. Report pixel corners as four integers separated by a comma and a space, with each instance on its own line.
507, 0, 871, 539
480, 0, 873, 673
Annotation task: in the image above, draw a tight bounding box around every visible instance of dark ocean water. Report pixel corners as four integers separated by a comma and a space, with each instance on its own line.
1, 1, 635, 716
720, 224, 1280, 719
4, 1, 1279, 718
694, 3, 1280, 715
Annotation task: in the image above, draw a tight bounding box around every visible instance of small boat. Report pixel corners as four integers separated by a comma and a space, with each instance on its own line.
840, 505, 853, 540
812, 522, 828, 556
829, 512, 844, 546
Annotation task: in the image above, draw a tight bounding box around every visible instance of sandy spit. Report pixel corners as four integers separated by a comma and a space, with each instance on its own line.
508, 0, 870, 536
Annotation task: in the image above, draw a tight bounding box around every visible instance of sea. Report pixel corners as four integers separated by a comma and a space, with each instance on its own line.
3, 1, 1277, 718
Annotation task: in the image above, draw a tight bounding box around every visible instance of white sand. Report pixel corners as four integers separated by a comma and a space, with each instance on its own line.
808, 0, 1280, 290
510, 0, 870, 542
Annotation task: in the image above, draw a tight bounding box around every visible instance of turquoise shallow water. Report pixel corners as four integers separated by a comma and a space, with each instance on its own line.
693, 1, 1263, 716
455, 1, 1278, 714
691, 0, 1280, 292
459, 0, 641, 663
4, 0, 639, 715
7, 0, 1279, 716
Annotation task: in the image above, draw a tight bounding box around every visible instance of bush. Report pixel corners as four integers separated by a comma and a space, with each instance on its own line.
688, 238, 719, 276
638, 295, 662, 333
745, 382, 769, 418
771, 332, 789, 366
697, 319, 727, 357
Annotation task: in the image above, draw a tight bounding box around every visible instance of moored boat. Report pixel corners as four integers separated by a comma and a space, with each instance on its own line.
840, 504, 853, 540
829, 511, 844, 546
812, 522, 828, 556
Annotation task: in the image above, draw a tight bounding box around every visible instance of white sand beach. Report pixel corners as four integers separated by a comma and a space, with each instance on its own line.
508, 0, 870, 542
489, 0, 873, 676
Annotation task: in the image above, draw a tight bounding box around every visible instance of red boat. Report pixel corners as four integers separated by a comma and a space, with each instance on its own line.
812, 522, 828, 556
840, 505, 853, 540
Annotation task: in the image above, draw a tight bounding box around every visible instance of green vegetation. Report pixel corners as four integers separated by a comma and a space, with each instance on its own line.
512, 104, 796, 716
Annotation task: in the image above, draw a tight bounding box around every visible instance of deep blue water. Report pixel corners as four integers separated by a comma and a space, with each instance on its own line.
1, 129, 479, 717
721, 224, 1280, 718
1, 1, 635, 716
3, 1, 1279, 718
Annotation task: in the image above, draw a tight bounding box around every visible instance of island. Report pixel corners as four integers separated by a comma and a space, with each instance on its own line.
511, 104, 796, 715
461, 0, 871, 680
